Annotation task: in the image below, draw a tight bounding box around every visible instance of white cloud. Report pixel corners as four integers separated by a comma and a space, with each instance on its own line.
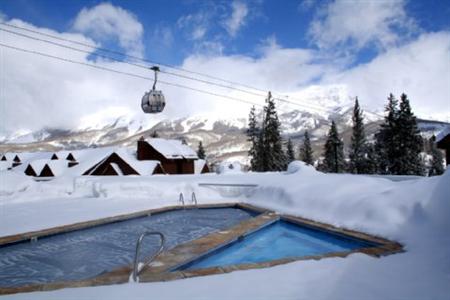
1, 16, 448, 136
0, 19, 150, 134
72, 2, 144, 57
194, 40, 224, 55
177, 13, 209, 41
323, 31, 450, 120
192, 26, 207, 40
309, 0, 417, 51
223, 1, 249, 37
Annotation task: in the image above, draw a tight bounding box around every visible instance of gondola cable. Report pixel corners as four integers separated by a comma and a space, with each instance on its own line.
0, 22, 330, 112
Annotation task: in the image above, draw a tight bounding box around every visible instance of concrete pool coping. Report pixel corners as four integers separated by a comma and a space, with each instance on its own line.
0, 203, 403, 295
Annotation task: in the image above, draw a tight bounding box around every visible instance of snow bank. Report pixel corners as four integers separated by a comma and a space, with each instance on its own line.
0, 161, 10, 171
0, 171, 36, 197
217, 161, 243, 174
246, 171, 435, 238
286, 160, 317, 175
1, 164, 449, 300
425, 168, 450, 229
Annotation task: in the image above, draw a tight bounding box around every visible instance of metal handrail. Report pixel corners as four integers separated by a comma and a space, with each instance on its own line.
191, 192, 197, 206
179, 193, 185, 206
132, 231, 165, 282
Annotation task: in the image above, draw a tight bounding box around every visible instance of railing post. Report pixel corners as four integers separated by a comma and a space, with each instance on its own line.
191, 192, 197, 206
132, 231, 165, 282
179, 193, 185, 206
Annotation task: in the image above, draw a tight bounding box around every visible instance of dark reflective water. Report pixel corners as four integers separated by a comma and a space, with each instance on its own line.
0, 208, 254, 287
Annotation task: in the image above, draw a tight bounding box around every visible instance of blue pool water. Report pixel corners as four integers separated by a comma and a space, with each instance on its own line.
0, 208, 254, 287
181, 221, 376, 270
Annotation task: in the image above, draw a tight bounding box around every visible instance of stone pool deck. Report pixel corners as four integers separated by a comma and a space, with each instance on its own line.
0, 203, 403, 295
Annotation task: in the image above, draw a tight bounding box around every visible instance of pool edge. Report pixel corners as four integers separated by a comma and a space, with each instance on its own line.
0, 203, 404, 296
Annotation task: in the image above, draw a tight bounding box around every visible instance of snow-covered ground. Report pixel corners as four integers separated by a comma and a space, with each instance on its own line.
0, 162, 449, 299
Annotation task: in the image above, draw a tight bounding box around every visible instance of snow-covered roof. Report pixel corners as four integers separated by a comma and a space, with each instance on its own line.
65, 147, 117, 176
128, 160, 162, 175
44, 160, 71, 177
26, 159, 50, 175
1, 153, 21, 161
114, 148, 162, 176
6, 152, 54, 171
436, 125, 450, 143
67, 147, 162, 176
146, 138, 198, 160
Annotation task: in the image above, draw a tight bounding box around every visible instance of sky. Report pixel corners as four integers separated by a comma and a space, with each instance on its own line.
0, 0, 449, 135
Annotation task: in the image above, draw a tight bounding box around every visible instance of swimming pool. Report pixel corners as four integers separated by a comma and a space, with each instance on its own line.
179, 220, 378, 270
0, 208, 254, 287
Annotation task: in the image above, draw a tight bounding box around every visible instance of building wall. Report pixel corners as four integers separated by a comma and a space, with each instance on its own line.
24, 165, 37, 176
201, 164, 210, 174
137, 140, 196, 174
39, 165, 54, 177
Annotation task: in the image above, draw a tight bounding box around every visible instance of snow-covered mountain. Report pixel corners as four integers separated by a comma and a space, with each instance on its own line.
1, 85, 448, 165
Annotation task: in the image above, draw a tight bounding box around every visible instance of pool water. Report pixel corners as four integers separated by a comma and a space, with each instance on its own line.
181, 221, 376, 270
0, 208, 254, 287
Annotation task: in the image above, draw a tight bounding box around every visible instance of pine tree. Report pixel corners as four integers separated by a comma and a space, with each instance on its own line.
428, 137, 444, 176
375, 93, 425, 175
364, 143, 378, 174
322, 120, 345, 173
247, 106, 260, 171
349, 97, 368, 174
299, 130, 314, 165
197, 141, 206, 159
256, 129, 267, 171
262, 92, 286, 171
286, 138, 295, 165
375, 93, 401, 174
397, 93, 424, 175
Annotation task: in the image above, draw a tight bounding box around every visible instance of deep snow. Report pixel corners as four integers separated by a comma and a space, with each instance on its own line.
0, 162, 449, 299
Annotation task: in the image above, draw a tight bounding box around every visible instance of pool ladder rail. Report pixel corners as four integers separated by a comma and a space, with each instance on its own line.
179, 192, 198, 207
131, 231, 165, 282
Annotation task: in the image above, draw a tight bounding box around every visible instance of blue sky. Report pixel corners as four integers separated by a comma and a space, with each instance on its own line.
2, 0, 449, 65
0, 0, 449, 133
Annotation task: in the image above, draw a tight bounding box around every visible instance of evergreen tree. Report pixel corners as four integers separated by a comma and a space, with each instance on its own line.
286, 138, 295, 164
256, 129, 267, 171
397, 93, 424, 175
247, 106, 260, 171
375, 93, 401, 174
364, 143, 378, 174
197, 141, 206, 159
262, 92, 286, 171
375, 93, 425, 175
428, 137, 444, 176
299, 130, 314, 165
150, 130, 159, 138
322, 120, 345, 173
349, 97, 369, 174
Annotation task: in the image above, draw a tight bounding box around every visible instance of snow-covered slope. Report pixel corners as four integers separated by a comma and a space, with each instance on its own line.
1, 85, 448, 165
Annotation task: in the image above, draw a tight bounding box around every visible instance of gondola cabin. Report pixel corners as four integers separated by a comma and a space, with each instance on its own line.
141, 66, 165, 113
